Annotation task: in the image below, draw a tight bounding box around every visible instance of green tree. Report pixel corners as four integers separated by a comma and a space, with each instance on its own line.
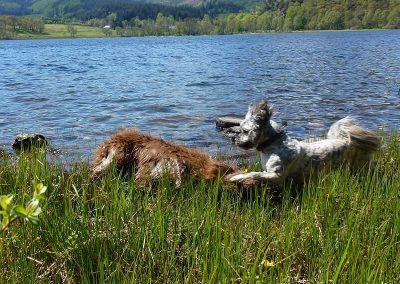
200, 15, 214, 34
386, 6, 400, 28
272, 13, 284, 31
3, 15, 18, 33
107, 12, 117, 28
156, 13, 169, 35
362, 10, 376, 28
66, 23, 77, 37
0, 18, 6, 39
257, 12, 273, 31
241, 14, 256, 32
319, 10, 344, 30
87, 18, 105, 28
225, 14, 239, 34
377, 9, 388, 28
102, 27, 113, 37
115, 26, 124, 36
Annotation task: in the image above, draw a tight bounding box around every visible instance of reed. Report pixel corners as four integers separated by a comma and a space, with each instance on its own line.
1, 134, 399, 283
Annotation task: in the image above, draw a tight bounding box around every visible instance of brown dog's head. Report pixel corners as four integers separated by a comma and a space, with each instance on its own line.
203, 161, 241, 181
219, 162, 240, 175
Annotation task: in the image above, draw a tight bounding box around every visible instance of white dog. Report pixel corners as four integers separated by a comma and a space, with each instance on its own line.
229, 100, 380, 185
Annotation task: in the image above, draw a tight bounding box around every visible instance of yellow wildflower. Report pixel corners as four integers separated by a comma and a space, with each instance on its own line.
262, 259, 275, 268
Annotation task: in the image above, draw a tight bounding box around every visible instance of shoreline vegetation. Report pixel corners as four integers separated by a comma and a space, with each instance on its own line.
0, 23, 398, 41
1, 133, 399, 282
1, 0, 399, 40
0, 22, 398, 41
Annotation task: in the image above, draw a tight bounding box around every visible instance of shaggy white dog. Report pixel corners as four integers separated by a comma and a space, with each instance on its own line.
229, 100, 380, 185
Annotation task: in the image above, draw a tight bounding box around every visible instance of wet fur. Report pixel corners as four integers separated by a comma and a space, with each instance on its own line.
230, 100, 380, 185
92, 129, 240, 187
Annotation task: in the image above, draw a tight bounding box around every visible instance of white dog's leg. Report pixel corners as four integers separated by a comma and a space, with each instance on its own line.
229, 171, 280, 183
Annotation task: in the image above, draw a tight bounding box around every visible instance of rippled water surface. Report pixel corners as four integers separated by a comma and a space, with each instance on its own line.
1, 31, 399, 160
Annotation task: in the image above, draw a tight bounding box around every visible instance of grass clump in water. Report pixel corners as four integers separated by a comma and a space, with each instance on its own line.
0, 135, 399, 283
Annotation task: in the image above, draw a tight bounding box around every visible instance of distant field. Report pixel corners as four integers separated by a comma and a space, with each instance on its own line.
13, 24, 110, 39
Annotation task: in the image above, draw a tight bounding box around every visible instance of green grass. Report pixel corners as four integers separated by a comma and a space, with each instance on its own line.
1, 135, 399, 283
12, 24, 108, 39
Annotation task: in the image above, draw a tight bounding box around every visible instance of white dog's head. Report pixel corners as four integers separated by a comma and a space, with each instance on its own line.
236, 100, 276, 150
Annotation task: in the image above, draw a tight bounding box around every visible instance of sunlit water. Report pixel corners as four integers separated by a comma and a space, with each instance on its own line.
1, 30, 399, 161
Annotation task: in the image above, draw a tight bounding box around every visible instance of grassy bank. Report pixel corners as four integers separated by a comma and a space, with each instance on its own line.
5, 24, 397, 40
1, 135, 399, 283
11, 24, 108, 39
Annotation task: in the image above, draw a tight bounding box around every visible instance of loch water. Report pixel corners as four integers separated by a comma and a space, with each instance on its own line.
1, 30, 399, 160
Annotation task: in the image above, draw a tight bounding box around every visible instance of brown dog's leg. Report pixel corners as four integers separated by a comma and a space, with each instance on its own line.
92, 148, 116, 177
135, 163, 154, 189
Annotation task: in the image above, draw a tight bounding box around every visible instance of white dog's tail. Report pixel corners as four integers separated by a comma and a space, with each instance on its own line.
327, 116, 380, 151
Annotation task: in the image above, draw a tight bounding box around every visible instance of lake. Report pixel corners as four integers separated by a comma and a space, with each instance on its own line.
0, 30, 399, 161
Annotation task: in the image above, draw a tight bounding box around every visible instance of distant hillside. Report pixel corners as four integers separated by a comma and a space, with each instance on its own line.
0, 0, 31, 15
0, 0, 262, 18
1, 0, 399, 32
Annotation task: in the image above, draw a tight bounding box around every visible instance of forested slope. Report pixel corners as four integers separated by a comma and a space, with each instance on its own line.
0, 0, 398, 31
0, 0, 260, 17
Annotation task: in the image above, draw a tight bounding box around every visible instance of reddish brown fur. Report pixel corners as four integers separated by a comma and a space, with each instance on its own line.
92, 129, 241, 187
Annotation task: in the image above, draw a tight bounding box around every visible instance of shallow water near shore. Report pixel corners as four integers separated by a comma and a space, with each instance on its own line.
0, 30, 399, 161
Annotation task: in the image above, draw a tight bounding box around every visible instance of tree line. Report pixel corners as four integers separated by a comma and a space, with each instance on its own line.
74, 0, 244, 24
258, 0, 400, 31
0, 0, 245, 19
0, 15, 44, 38
86, 0, 399, 36
1, 0, 399, 39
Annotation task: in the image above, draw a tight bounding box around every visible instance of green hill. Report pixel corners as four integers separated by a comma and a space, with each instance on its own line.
1, 0, 399, 31
0, 0, 262, 18
0, 0, 31, 15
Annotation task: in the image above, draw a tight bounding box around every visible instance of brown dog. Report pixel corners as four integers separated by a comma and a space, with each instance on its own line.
92, 129, 241, 187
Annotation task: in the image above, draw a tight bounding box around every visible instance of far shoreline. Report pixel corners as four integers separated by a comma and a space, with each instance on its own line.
1, 25, 397, 41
